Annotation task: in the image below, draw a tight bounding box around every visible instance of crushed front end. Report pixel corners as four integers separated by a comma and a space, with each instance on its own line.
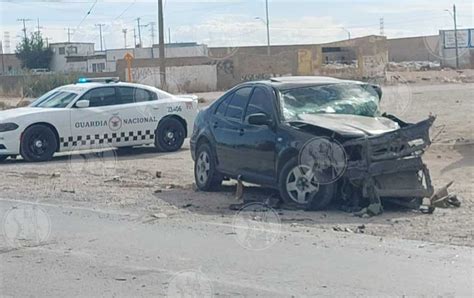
340, 115, 436, 215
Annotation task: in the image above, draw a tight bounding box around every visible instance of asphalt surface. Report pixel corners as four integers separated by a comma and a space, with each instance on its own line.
1, 199, 472, 297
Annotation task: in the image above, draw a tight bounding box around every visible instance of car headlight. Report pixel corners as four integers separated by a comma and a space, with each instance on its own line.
0, 123, 19, 132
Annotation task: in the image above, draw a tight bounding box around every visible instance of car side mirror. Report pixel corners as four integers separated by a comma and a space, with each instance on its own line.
370, 84, 383, 101
247, 113, 272, 126
75, 100, 90, 108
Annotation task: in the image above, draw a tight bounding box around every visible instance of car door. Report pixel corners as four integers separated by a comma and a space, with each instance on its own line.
115, 86, 158, 146
238, 86, 278, 185
211, 87, 252, 175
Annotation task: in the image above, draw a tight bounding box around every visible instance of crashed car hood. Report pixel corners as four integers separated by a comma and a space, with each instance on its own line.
294, 113, 400, 137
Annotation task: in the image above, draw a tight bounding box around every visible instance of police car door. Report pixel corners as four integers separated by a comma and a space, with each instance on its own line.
114, 86, 158, 146
68, 86, 137, 150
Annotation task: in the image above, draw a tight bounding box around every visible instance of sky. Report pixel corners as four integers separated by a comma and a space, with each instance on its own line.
0, 0, 473, 52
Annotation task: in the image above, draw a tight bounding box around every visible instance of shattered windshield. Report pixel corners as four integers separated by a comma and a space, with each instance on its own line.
280, 83, 381, 120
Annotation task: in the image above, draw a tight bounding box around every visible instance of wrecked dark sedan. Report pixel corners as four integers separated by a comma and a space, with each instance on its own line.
190, 76, 435, 213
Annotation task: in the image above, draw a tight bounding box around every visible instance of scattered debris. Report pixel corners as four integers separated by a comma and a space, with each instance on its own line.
155, 171, 162, 178
51, 172, 61, 178
61, 189, 75, 194
235, 175, 244, 201
154, 189, 162, 194
181, 203, 193, 209
104, 176, 120, 183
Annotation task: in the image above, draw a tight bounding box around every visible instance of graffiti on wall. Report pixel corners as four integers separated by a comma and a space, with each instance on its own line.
361, 53, 388, 78
240, 73, 290, 82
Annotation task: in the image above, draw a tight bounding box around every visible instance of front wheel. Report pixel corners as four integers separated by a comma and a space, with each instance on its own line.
0, 155, 8, 163
194, 143, 223, 191
278, 157, 334, 210
155, 118, 186, 152
20, 125, 57, 162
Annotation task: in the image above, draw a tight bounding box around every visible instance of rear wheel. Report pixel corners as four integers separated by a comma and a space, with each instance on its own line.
0, 155, 8, 162
155, 118, 186, 152
20, 125, 57, 162
278, 157, 334, 210
194, 143, 223, 191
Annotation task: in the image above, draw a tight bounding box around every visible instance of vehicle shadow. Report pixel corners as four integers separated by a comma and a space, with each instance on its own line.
0, 145, 189, 166
157, 182, 425, 227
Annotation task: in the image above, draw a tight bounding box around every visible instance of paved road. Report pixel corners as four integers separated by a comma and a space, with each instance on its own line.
0, 199, 472, 297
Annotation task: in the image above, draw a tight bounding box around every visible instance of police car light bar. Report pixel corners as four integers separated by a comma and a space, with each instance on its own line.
77, 77, 120, 84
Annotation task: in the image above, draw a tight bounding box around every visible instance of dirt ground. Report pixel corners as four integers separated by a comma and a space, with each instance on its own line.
0, 82, 473, 247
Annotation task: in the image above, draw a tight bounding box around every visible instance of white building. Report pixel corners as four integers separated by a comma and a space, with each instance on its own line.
50, 42, 208, 73
49, 42, 95, 72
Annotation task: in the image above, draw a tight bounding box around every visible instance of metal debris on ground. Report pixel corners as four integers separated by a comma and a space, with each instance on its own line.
155, 171, 162, 178
420, 181, 461, 213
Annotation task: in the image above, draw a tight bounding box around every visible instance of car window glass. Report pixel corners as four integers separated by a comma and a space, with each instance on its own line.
83, 87, 118, 107
119, 87, 135, 104
135, 88, 156, 102
245, 87, 273, 119
225, 87, 252, 121
215, 94, 231, 116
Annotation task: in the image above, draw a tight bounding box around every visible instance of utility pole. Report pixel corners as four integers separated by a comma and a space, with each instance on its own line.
453, 4, 460, 69
158, 0, 166, 89
168, 27, 171, 44
122, 29, 128, 48
265, 0, 271, 56
36, 18, 42, 34
95, 24, 105, 51
67, 28, 72, 43
17, 18, 31, 41
149, 22, 156, 45
136, 18, 142, 47
133, 28, 137, 48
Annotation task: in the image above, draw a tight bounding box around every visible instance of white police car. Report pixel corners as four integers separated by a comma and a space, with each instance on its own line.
0, 77, 198, 162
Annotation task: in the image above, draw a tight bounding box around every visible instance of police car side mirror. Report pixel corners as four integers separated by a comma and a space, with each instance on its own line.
75, 100, 90, 108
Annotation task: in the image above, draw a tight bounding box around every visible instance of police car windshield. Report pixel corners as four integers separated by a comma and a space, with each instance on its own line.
31, 90, 78, 108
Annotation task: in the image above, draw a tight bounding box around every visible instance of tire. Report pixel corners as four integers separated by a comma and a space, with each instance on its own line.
194, 143, 223, 191
20, 125, 58, 162
278, 157, 335, 211
155, 117, 186, 152
0, 155, 8, 162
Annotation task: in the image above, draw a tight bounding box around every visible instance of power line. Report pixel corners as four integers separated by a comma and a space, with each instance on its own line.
76, 0, 98, 30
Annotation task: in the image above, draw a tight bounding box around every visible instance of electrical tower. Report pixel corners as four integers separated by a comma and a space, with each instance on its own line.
3, 32, 11, 54
149, 22, 156, 45
379, 17, 385, 36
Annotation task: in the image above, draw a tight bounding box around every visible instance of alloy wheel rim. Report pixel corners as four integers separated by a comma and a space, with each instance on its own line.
286, 165, 319, 204
196, 151, 211, 184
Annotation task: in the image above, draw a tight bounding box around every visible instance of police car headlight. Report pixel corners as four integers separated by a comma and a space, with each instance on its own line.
0, 123, 19, 132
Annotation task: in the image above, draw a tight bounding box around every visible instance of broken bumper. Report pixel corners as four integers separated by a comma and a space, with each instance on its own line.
342, 116, 436, 199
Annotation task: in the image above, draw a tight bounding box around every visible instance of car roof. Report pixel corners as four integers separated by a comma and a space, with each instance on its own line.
250, 76, 366, 90
60, 82, 159, 92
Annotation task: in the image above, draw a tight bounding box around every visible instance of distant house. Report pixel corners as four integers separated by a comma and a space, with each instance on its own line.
49, 42, 95, 72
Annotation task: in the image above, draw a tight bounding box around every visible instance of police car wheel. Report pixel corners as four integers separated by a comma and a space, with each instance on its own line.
155, 118, 185, 152
0, 155, 7, 162
20, 125, 57, 162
